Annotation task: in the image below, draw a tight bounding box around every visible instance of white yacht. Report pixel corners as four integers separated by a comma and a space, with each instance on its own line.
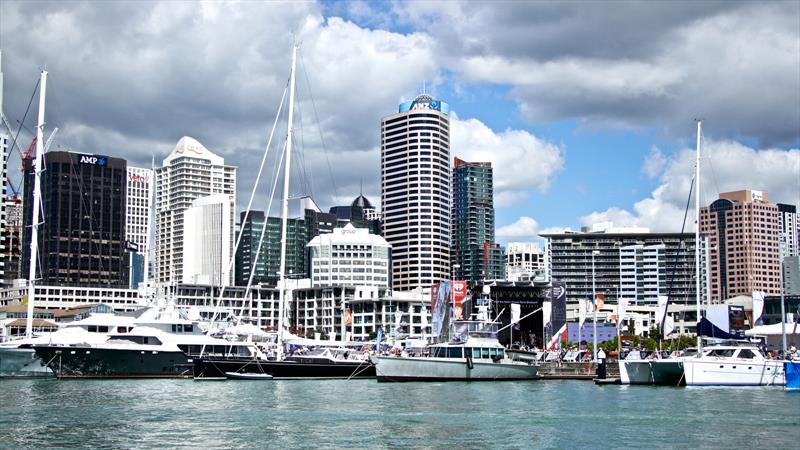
0, 312, 135, 377
373, 321, 539, 382
682, 345, 785, 386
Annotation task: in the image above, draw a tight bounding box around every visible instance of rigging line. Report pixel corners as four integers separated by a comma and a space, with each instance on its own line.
700, 128, 720, 207
299, 53, 338, 201
661, 174, 695, 339
297, 95, 314, 199
7, 77, 40, 163
207, 80, 289, 328
240, 139, 288, 322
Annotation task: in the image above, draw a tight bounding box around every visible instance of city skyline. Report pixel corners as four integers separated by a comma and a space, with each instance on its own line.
0, 1, 798, 246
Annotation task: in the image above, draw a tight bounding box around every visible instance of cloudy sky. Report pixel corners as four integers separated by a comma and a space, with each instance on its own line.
1, 0, 798, 243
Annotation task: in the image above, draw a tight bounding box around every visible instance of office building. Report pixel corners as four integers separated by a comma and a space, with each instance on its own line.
701, 190, 781, 303
126, 167, 153, 288
783, 256, 800, 296
381, 94, 451, 292
22, 151, 128, 287
329, 194, 382, 235
182, 194, 233, 286
307, 223, 391, 288
541, 226, 703, 305
451, 157, 504, 284
234, 211, 306, 286
155, 136, 236, 284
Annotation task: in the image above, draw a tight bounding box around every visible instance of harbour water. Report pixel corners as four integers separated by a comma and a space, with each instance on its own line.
1, 379, 797, 448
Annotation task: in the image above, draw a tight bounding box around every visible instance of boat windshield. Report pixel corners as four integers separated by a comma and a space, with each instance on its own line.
451, 321, 498, 342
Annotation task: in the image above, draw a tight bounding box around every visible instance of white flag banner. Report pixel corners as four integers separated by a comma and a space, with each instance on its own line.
395, 310, 403, 331
657, 295, 669, 334
511, 303, 521, 324
752, 291, 765, 326
578, 299, 587, 328
664, 316, 676, 336
421, 307, 428, 329
617, 298, 628, 331
542, 301, 552, 328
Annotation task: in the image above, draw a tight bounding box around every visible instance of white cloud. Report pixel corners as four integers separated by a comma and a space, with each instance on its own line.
497, 216, 540, 239
581, 142, 800, 231
451, 116, 564, 207
642, 146, 667, 179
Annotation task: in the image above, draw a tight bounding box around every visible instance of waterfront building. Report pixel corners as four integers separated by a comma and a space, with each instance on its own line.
505, 242, 545, 281
126, 167, 153, 288
381, 94, 451, 292
234, 210, 306, 286
22, 151, 128, 287
451, 157, 504, 284
700, 190, 781, 303
0, 52, 7, 286
778, 203, 798, 258
541, 225, 704, 305
155, 137, 236, 284
182, 194, 233, 287
307, 223, 391, 288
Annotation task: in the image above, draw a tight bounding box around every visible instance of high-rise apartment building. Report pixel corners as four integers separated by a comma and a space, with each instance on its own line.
451, 157, 504, 284
0, 132, 8, 285
541, 227, 703, 304
155, 137, 236, 284
1, 196, 22, 284
505, 242, 545, 280
777, 203, 798, 258
381, 94, 451, 292
22, 151, 128, 287
701, 190, 781, 302
126, 167, 153, 288
182, 194, 232, 286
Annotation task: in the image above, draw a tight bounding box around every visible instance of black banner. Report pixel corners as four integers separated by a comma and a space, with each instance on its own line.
550, 281, 567, 333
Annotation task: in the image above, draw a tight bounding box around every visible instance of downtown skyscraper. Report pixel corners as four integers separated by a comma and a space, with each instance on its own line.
451, 157, 504, 284
155, 136, 236, 285
381, 94, 451, 292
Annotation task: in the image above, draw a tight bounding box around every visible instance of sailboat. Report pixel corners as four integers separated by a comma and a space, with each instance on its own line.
675, 121, 785, 386
191, 43, 375, 380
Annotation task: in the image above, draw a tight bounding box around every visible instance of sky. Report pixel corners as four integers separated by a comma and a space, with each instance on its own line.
1, 0, 798, 245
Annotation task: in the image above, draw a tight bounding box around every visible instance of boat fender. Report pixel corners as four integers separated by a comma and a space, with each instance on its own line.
492, 355, 503, 363
466, 356, 474, 370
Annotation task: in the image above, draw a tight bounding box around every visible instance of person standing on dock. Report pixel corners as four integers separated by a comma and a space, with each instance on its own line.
597, 348, 607, 379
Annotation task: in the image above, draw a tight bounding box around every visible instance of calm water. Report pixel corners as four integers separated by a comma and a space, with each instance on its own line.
0, 379, 797, 449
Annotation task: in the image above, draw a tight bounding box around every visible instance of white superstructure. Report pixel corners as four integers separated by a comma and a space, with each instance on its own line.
182, 194, 232, 286
155, 137, 236, 284
307, 223, 391, 288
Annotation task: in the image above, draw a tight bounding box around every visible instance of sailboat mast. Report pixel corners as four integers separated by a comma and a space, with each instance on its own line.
276, 43, 298, 359
695, 120, 702, 351
25, 70, 47, 339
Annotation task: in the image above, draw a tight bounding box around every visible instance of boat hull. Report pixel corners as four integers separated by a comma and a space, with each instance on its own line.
374, 356, 539, 382
785, 361, 800, 390
619, 360, 653, 385
0, 347, 53, 377
683, 359, 785, 386
193, 357, 375, 379
34, 346, 193, 378
650, 360, 685, 386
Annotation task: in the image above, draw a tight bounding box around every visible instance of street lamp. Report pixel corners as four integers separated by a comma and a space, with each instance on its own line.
592, 250, 600, 362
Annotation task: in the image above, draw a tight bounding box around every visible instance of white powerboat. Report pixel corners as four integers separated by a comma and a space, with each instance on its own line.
373, 321, 539, 382
682, 345, 785, 386
619, 350, 654, 385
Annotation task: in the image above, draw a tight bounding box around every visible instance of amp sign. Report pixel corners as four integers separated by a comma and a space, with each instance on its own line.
78, 154, 108, 167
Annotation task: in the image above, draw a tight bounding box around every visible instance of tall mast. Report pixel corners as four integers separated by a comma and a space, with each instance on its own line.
695, 120, 702, 351
276, 43, 298, 360
25, 70, 47, 339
